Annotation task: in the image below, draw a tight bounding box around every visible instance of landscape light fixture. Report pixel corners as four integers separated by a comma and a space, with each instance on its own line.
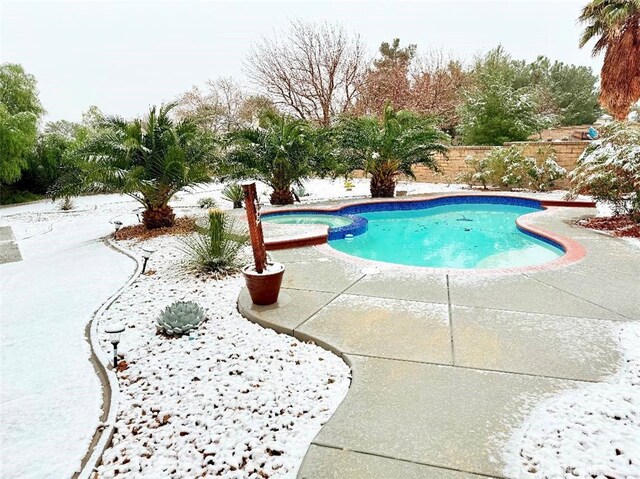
140, 246, 155, 274
105, 322, 125, 369
113, 220, 123, 239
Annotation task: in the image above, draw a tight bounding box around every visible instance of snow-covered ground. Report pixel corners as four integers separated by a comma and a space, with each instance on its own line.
504, 323, 640, 478
94, 235, 350, 478
0, 197, 136, 479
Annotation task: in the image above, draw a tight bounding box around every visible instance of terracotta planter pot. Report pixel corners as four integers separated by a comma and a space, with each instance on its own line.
242, 262, 285, 305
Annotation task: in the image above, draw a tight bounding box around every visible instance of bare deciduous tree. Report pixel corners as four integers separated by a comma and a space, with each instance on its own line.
246, 20, 366, 126
410, 50, 470, 134
354, 44, 470, 134
175, 77, 247, 133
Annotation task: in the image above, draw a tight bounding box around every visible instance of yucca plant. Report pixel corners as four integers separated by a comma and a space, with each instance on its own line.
61, 103, 214, 229
180, 208, 248, 275
221, 183, 243, 208
334, 104, 448, 197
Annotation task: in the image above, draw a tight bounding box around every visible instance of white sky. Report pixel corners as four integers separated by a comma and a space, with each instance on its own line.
1, 0, 603, 123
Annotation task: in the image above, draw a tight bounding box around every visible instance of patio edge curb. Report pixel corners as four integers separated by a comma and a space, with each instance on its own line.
75, 237, 143, 479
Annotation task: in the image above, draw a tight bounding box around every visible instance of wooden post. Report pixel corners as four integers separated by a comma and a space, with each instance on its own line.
242, 182, 267, 274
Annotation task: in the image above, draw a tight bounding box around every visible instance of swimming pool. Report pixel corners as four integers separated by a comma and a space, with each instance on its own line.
262, 197, 566, 269
262, 214, 353, 228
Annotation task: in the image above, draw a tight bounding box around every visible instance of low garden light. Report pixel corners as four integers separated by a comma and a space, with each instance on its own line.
105, 322, 125, 369
113, 220, 123, 239
141, 246, 155, 274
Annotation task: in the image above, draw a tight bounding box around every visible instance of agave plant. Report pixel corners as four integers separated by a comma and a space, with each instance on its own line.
180, 208, 248, 274
156, 300, 205, 336
221, 183, 243, 208
62, 103, 215, 229
334, 104, 448, 197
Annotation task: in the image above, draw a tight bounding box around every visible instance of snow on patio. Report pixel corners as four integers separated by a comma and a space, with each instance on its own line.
503, 323, 640, 478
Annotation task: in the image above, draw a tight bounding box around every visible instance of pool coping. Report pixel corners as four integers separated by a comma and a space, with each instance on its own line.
261, 193, 595, 275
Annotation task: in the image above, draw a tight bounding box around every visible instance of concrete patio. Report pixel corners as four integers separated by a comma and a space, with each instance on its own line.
238, 205, 640, 478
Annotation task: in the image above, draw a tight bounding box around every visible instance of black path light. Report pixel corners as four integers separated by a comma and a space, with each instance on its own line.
112, 220, 123, 239
105, 322, 125, 369
141, 246, 155, 274
134, 207, 144, 223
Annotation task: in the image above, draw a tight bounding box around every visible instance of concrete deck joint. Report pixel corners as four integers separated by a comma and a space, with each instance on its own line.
308, 442, 506, 479
446, 273, 455, 366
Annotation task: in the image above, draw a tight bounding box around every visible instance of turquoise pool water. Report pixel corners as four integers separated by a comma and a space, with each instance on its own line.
262, 214, 352, 228
330, 203, 562, 269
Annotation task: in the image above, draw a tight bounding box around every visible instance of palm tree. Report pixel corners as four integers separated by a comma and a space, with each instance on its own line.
579, 0, 640, 120
70, 103, 213, 229
335, 104, 448, 197
224, 112, 318, 205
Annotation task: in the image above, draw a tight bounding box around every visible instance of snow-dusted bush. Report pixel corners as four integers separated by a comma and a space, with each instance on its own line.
197, 197, 217, 209
458, 155, 491, 189
524, 146, 566, 192
570, 122, 640, 218
459, 145, 565, 191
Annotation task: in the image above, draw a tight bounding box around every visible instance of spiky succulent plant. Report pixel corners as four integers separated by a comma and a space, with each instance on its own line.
156, 301, 205, 336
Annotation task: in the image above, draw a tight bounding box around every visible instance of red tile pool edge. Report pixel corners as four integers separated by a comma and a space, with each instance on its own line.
265, 233, 328, 251
263, 194, 594, 274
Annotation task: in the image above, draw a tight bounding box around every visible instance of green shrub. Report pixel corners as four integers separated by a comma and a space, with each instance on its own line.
0, 188, 43, 205
525, 147, 566, 192
58, 196, 75, 211
459, 145, 565, 191
180, 209, 248, 275
569, 122, 640, 219
197, 197, 217, 209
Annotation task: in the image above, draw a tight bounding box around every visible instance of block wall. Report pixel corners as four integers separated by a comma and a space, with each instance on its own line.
411, 141, 589, 188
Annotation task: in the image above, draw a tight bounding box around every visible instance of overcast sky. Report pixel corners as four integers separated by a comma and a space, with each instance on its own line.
1, 0, 603, 123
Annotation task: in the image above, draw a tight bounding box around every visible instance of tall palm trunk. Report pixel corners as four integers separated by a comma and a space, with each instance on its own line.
270, 188, 294, 205
142, 204, 176, 229
370, 162, 397, 198
600, 20, 640, 120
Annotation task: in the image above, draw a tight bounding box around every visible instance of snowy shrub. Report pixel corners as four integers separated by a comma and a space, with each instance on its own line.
57, 196, 75, 211
458, 146, 521, 189
180, 209, 248, 275
525, 147, 566, 191
459, 145, 565, 191
458, 155, 492, 189
499, 146, 531, 189
197, 197, 217, 209
293, 184, 309, 198
570, 122, 640, 219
